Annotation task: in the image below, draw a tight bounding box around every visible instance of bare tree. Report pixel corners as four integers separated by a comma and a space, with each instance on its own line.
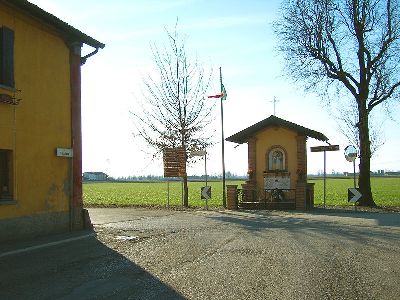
275, 0, 400, 206
336, 101, 385, 157
132, 24, 214, 207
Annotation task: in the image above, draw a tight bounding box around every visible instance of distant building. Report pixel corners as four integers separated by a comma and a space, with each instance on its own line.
386, 171, 400, 176
83, 172, 109, 181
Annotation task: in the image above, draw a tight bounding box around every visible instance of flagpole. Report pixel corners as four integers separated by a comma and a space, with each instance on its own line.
220, 67, 226, 208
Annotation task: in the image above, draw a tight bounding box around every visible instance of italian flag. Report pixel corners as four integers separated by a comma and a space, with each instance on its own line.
208, 84, 227, 100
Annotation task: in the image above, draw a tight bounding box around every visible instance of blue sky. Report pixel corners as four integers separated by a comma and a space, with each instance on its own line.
31, 0, 400, 177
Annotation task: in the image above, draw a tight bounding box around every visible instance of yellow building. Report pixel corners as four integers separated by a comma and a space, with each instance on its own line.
0, 0, 104, 241
226, 115, 328, 210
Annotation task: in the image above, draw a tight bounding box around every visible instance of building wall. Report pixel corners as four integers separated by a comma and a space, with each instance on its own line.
254, 127, 299, 193
0, 3, 72, 239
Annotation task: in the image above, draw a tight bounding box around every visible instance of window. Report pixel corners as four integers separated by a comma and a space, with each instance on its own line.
0, 27, 14, 88
267, 146, 287, 171
0, 149, 13, 200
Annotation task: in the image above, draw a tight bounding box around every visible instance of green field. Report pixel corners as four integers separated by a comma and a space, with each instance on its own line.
83, 180, 238, 208
309, 177, 400, 207
83, 177, 400, 208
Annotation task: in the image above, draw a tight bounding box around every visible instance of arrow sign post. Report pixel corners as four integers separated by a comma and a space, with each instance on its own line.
191, 150, 208, 187
348, 188, 362, 203
310, 144, 340, 208
201, 186, 211, 210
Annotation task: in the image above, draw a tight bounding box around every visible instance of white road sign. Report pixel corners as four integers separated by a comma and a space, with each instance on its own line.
191, 150, 207, 157
56, 148, 73, 158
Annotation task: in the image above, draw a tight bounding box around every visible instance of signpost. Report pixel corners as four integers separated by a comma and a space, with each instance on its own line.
163, 147, 186, 207
344, 145, 358, 188
163, 147, 186, 178
192, 149, 210, 209
344, 145, 360, 209
190, 149, 208, 186
310, 144, 340, 208
201, 186, 211, 210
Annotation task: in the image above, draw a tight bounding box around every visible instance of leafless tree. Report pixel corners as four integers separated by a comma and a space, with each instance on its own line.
336, 101, 385, 157
275, 0, 400, 206
132, 24, 214, 207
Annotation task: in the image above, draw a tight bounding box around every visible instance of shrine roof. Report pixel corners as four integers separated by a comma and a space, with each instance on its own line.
226, 115, 328, 144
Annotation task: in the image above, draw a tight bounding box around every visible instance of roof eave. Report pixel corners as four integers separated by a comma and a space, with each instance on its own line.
6, 0, 105, 49
225, 115, 329, 144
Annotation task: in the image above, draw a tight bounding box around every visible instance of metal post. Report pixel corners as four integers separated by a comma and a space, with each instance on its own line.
324, 150, 326, 209
205, 151, 208, 187
205, 151, 208, 210
167, 180, 170, 208
219, 67, 226, 208
353, 160, 356, 188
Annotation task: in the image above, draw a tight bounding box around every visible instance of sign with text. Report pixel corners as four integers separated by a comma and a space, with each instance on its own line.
56, 148, 73, 158
264, 176, 291, 190
163, 147, 186, 177
190, 150, 206, 157
310, 145, 340, 152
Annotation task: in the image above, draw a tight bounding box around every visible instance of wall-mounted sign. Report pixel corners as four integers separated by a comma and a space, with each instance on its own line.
56, 148, 73, 158
264, 176, 290, 190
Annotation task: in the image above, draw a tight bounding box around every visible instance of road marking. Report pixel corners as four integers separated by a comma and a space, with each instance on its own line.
0, 232, 96, 258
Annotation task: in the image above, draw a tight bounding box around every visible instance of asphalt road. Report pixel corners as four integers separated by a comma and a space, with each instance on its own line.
1, 208, 399, 299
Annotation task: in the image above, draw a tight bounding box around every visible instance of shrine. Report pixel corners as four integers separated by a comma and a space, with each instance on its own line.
226, 115, 328, 210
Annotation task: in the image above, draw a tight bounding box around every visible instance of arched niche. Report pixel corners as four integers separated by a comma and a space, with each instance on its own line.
265, 145, 288, 172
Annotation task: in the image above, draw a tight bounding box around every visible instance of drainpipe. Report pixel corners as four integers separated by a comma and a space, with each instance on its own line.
69, 41, 83, 230
69, 42, 102, 230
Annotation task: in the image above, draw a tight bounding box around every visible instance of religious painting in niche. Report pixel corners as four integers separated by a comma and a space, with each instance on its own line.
267, 147, 286, 171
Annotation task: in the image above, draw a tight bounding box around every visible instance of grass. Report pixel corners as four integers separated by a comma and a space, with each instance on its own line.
83, 177, 400, 208
309, 177, 400, 207
83, 180, 244, 208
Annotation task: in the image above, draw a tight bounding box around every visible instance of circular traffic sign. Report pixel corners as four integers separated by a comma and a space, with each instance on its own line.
344, 145, 358, 162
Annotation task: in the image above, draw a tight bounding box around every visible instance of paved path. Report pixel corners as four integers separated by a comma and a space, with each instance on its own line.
1, 208, 399, 299
92, 208, 400, 299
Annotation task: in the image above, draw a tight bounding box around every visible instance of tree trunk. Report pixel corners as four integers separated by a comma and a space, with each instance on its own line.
182, 133, 189, 207
357, 104, 376, 207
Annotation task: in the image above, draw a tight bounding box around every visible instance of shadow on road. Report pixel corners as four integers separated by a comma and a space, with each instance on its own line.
0, 235, 185, 300
205, 209, 399, 241
307, 208, 400, 227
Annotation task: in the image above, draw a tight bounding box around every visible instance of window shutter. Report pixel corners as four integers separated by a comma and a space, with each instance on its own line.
0, 27, 14, 88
